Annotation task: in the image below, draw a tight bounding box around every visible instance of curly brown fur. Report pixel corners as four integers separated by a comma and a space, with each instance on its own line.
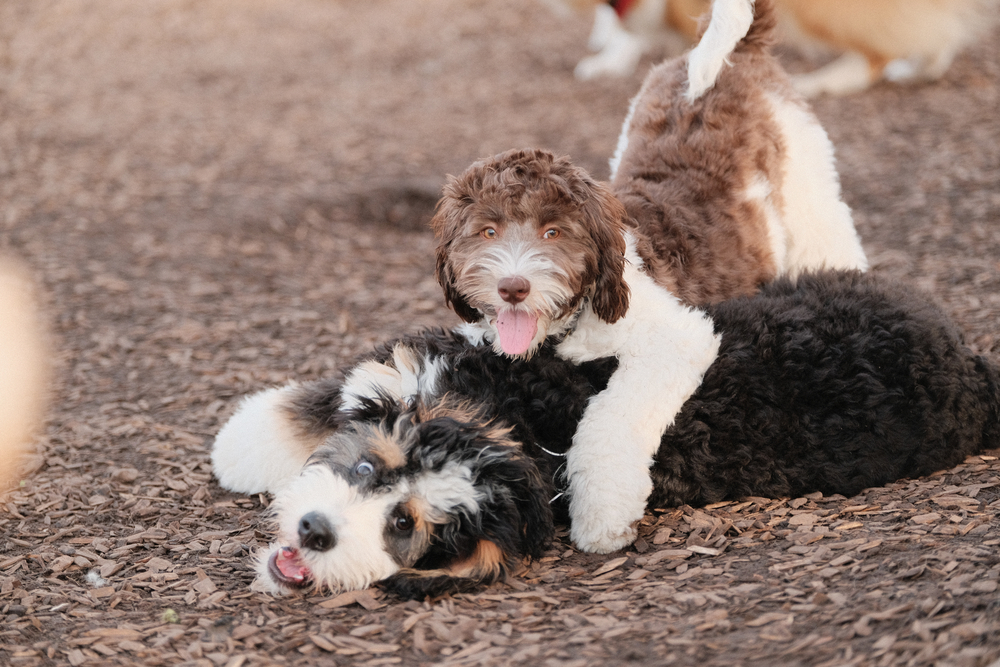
433, 148, 630, 327
612, 0, 788, 303
428, 0, 866, 555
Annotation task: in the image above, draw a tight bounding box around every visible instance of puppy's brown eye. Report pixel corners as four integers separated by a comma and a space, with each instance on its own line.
393, 514, 414, 533
542, 228, 560, 240
480, 228, 498, 239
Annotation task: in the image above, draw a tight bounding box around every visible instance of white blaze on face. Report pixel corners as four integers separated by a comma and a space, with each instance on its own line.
269, 465, 403, 592
458, 222, 577, 357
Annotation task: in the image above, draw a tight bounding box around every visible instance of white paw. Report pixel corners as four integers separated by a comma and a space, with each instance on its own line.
574, 53, 632, 80
566, 454, 651, 553
790, 52, 875, 99
883, 57, 921, 83
570, 509, 640, 553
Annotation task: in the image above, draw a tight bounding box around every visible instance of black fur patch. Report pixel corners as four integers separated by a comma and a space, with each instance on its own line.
290, 270, 1000, 597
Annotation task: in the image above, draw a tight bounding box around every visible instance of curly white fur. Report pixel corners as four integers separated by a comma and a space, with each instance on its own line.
556, 235, 720, 552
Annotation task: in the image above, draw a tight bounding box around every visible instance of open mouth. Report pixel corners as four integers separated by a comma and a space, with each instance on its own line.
267, 547, 312, 589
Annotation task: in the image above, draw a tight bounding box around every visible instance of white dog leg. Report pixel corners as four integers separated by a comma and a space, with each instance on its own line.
557, 257, 719, 553
887, 48, 959, 82
791, 51, 879, 98
765, 92, 868, 273
587, 3, 620, 52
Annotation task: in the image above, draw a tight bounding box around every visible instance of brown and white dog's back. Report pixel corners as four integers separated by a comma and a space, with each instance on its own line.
432, 0, 866, 554
610, 0, 866, 305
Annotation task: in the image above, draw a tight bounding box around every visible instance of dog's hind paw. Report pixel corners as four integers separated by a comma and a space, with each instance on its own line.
574, 31, 645, 80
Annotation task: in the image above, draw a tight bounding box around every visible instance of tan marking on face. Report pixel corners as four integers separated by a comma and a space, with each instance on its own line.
413, 399, 516, 446
389, 539, 507, 586
383, 497, 435, 567
366, 426, 407, 470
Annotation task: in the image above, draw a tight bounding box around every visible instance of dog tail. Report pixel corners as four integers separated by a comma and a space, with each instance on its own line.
685, 0, 777, 102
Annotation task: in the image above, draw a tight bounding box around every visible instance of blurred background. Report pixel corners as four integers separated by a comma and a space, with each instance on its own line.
0, 0, 999, 662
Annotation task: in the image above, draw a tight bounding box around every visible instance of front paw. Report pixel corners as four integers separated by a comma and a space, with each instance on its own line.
570, 510, 640, 554
567, 470, 649, 553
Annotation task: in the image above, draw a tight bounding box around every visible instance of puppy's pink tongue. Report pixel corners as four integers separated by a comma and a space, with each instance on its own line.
275, 547, 309, 582
496, 309, 538, 355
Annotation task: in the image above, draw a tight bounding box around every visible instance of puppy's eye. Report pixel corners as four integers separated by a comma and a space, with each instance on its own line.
542, 228, 560, 240
393, 514, 414, 533
354, 461, 374, 477
480, 228, 498, 239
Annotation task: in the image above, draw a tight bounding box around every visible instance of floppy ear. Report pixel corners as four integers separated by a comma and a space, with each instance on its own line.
431, 179, 482, 324
434, 245, 481, 323
579, 182, 630, 323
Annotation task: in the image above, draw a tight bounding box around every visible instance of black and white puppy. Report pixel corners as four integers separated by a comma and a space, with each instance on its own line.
212, 271, 1000, 599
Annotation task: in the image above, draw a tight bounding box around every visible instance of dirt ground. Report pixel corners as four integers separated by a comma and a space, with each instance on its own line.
2, 1, 1000, 665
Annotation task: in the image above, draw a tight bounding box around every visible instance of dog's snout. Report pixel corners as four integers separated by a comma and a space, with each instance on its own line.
498, 276, 530, 304
298, 511, 337, 552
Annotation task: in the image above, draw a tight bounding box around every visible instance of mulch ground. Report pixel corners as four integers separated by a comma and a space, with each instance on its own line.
2, 1, 1000, 665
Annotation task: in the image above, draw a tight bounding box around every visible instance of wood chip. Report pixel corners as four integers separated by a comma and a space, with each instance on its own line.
310, 634, 337, 652
747, 613, 794, 627
192, 577, 217, 594
317, 589, 385, 610
835, 522, 864, 531
590, 557, 628, 577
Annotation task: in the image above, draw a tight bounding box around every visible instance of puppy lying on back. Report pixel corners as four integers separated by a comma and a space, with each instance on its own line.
432, 0, 866, 552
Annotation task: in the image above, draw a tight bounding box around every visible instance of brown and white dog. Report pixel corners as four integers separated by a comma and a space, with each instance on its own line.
432, 0, 867, 553
564, 0, 999, 97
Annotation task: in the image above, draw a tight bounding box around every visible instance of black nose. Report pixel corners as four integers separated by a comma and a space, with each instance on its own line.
298, 512, 337, 552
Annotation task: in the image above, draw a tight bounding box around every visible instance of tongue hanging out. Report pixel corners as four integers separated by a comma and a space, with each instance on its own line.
269, 547, 311, 588
495, 309, 539, 356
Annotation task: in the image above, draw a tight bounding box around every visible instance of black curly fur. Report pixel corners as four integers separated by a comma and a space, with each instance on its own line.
425, 271, 1000, 511
648, 271, 1000, 507
289, 270, 1000, 598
